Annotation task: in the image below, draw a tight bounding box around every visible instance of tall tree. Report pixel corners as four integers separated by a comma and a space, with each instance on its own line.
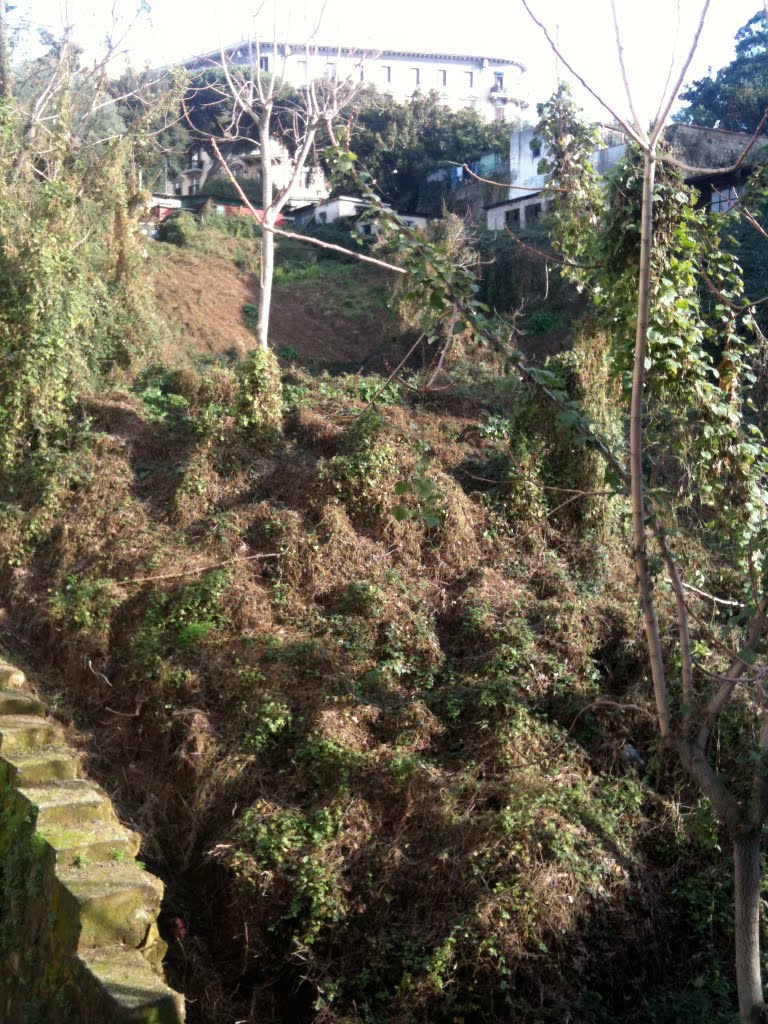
522, 1, 768, 1019
675, 9, 768, 132
210, 43, 363, 351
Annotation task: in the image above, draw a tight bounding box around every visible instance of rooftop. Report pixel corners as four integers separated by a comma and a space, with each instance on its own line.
181, 41, 526, 73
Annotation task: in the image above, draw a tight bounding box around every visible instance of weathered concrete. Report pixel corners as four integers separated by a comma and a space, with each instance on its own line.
0, 661, 184, 1023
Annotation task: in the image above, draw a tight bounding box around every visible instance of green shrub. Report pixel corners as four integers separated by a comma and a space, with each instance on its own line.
527, 309, 566, 333
157, 211, 200, 246
236, 348, 283, 437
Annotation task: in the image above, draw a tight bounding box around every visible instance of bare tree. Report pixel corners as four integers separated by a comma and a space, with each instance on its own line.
521, 1, 768, 1020
198, 30, 366, 350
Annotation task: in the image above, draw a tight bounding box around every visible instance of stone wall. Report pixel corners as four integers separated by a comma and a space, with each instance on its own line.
0, 659, 184, 1023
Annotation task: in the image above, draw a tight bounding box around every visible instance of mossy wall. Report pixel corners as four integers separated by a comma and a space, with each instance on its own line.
0, 660, 184, 1023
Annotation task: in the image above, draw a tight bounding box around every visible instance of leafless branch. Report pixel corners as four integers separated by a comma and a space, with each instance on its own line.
461, 163, 568, 194
650, 0, 712, 148
209, 138, 407, 274
681, 582, 743, 607
654, 0, 683, 127
519, 0, 646, 149
610, 0, 647, 143
122, 553, 280, 585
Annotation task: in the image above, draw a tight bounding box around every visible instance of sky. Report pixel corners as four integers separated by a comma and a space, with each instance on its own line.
8, 0, 764, 123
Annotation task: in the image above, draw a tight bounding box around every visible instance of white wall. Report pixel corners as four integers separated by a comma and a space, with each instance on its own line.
185, 44, 525, 123
314, 196, 367, 223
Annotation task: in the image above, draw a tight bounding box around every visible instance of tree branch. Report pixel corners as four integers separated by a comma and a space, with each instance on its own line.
209, 138, 407, 274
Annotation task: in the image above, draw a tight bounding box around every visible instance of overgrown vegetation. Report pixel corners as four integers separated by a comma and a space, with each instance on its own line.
2, 14, 768, 1024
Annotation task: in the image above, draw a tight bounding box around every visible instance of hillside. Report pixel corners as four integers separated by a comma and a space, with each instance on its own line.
0, 231, 746, 1024
151, 241, 400, 371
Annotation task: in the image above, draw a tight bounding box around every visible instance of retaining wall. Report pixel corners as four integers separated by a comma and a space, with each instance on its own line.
0, 659, 184, 1023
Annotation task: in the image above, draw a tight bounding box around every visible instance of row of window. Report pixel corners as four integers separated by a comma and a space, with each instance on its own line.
257, 54, 504, 91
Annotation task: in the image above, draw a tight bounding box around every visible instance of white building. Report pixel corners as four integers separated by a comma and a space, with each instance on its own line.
181, 42, 526, 123
485, 124, 768, 232
175, 138, 328, 206
313, 195, 428, 236
486, 127, 626, 231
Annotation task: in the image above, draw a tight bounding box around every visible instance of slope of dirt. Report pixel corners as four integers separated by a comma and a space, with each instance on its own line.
152, 244, 397, 368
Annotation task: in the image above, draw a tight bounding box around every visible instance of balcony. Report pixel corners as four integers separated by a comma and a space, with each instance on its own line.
489, 84, 510, 102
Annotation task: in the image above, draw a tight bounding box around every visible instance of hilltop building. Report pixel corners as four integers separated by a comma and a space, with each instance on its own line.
180, 42, 526, 123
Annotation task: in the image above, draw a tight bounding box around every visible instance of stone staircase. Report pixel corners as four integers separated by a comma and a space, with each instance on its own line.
0, 660, 185, 1023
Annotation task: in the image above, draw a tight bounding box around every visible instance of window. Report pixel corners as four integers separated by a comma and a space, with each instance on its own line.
493, 72, 504, 90
465, 71, 474, 89
528, 202, 543, 223
494, 106, 505, 121
297, 59, 307, 80
259, 56, 269, 72
380, 64, 391, 84
318, 212, 327, 223
711, 184, 738, 212
438, 69, 447, 87
531, 144, 541, 159
505, 207, 520, 228
411, 67, 420, 86
325, 62, 336, 80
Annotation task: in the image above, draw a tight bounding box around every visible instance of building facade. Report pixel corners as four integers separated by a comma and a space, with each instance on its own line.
174, 138, 328, 206
486, 127, 626, 231
485, 124, 768, 232
181, 42, 526, 123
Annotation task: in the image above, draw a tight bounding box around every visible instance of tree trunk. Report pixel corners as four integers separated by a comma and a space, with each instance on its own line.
257, 116, 274, 351
629, 149, 671, 739
734, 833, 766, 1023
258, 212, 275, 351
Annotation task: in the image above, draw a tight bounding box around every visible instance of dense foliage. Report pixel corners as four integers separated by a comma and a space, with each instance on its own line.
675, 10, 768, 132
0, 37, 169, 479
4, 24, 768, 1024
333, 87, 512, 214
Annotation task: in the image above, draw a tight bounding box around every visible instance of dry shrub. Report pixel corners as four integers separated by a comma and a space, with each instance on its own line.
0, 350, 699, 1024
172, 445, 225, 527
287, 406, 344, 454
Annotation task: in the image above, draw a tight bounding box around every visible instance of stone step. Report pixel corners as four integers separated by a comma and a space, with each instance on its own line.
37, 819, 141, 869
75, 946, 185, 1023
0, 663, 27, 690
17, 780, 115, 829
0, 747, 80, 786
0, 688, 45, 717
0, 714, 66, 754
56, 861, 164, 951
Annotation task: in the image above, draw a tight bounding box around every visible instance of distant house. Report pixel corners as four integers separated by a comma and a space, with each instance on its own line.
485, 124, 768, 232
149, 191, 287, 227
174, 139, 327, 212
180, 42, 527, 123
485, 127, 625, 231
312, 195, 428, 235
